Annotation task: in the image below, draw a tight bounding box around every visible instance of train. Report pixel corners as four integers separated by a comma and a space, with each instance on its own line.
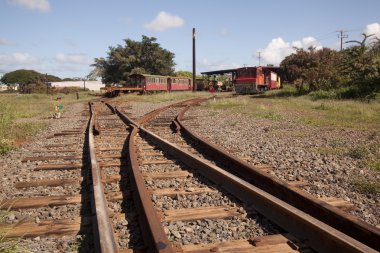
103, 66, 282, 96
234, 66, 281, 94
201, 66, 282, 94
128, 74, 192, 93
102, 74, 193, 96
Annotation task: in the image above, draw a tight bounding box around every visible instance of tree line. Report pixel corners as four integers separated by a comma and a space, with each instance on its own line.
280, 34, 380, 98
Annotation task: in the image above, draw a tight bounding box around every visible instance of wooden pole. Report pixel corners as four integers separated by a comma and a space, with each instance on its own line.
192, 28, 196, 92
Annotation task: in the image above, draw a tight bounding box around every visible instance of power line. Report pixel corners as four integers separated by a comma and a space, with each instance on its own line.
257, 50, 262, 66
337, 30, 348, 51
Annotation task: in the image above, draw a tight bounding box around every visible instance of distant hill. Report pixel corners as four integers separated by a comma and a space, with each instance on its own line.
0, 69, 61, 84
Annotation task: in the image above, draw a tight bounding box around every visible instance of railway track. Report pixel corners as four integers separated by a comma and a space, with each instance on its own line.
0, 105, 93, 251
1, 97, 379, 253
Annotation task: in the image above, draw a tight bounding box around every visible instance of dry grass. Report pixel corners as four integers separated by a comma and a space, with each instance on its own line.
114, 91, 211, 103
0, 210, 29, 253
205, 95, 380, 129
0, 92, 94, 154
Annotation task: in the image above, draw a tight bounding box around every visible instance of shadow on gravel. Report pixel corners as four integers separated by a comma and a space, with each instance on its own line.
78, 115, 94, 253
119, 129, 144, 250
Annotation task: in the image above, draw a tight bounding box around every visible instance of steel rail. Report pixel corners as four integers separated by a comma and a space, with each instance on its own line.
136, 97, 208, 126
137, 125, 378, 253
107, 98, 209, 252
111, 104, 176, 252
112, 100, 378, 253
127, 126, 175, 253
175, 105, 380, 251
88, 102, 118, 253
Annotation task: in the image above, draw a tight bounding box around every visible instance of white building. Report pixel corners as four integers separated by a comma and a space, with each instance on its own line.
0, 84, 7, 91
50, 81, 105, 91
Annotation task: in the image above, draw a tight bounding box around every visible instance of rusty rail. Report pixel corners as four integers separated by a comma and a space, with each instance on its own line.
137, 125, 377, 253
110, 99, 378, 253
176, 105, 380, 252
115, 108, 175, 253
88, 102, 118, 253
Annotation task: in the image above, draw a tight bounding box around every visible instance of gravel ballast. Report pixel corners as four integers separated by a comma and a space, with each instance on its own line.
185, 104, 380, 226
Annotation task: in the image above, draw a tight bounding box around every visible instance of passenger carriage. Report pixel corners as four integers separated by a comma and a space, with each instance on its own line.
129, 74, 192, 93
129, 74, 169, 92
169, 77, 192, 91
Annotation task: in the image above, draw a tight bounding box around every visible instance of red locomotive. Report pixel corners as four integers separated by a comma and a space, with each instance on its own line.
129, 74, 192, 93
234, 67, 281, 94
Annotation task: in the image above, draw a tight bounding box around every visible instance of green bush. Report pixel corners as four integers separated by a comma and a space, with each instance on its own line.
308, 90, 337, 100
0, 139, 13, 155
352, 179, 380, 195
347, 146, 369, 159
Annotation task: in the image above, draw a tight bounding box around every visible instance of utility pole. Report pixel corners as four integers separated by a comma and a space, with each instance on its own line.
337, 30, 348, 51
45, 73, 49, 95
192, 28, 196, 92
83, 78, 86, 91
257, 50, 262, 66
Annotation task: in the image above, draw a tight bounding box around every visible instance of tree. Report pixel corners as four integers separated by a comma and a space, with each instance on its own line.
280, 47, 343, 92
91, 36, 176, 85
1, 69, 61, 85
341, 34, 380, 95
174, 71, 192, 78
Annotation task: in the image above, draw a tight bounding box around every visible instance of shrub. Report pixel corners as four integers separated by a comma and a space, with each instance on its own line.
347, 146, 369, 159
352, 179, 380, 195
0, 139, 13, 155
308, 90, 337, 100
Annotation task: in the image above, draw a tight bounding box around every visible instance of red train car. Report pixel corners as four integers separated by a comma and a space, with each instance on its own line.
169, 77, 192, 91
234, 67, 280, 94
129, 74, 169, 91
129, 74, 192, 93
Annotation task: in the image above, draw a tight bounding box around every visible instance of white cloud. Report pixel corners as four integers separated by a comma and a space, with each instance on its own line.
55, 53, 91, 65
260, 36, 323, 66
0, 52, 92, 78
363, 23, 380, 39
0, 52, 39, 73
8, 0, 50, 12
144, 11, 184, 32
0, 52, 38, 65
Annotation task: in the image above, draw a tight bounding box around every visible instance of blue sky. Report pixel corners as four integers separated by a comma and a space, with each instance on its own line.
0, 0, 379, 79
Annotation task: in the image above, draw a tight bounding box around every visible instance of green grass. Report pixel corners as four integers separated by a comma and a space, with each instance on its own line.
359, 159, 380, 171
346, 146, 370, 159
206, 97, 283, 121
206, 97, 248, 109
203, 95, 380, 174
204, 95, 380, 128
0, 92, 95, 154
352, 179, 380, 195
114, 91, 211, 103
69, 235, 87, 251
